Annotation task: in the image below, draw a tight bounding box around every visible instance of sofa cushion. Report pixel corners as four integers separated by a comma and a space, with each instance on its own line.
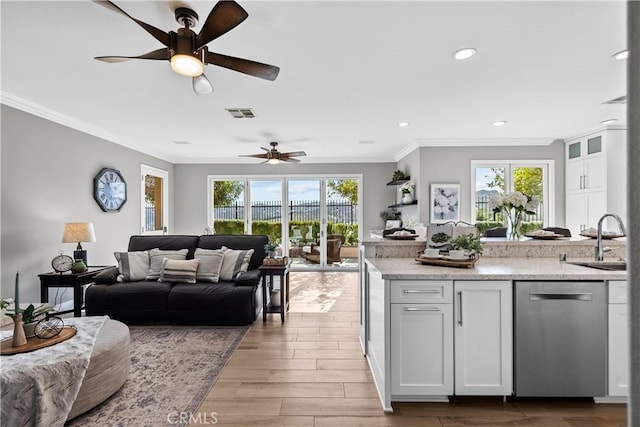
146, 248, 189, 280
128, 235, 199, 259
197, 235, 268, 270
159, 259, 199, 283
114, 251, 150, 282
219, 247, 254, 281
194, 248, 225, 283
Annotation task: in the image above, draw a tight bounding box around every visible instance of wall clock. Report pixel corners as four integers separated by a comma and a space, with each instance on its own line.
94, 167, 127, 212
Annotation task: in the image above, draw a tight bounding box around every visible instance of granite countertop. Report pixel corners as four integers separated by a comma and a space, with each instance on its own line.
366, 257, 627, 281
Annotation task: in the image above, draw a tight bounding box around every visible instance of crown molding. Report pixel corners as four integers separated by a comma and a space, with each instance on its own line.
1, 91, 174, 163
414, 138, 554, 147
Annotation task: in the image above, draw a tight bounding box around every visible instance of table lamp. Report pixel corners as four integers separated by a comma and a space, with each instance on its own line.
62, 222, 96, 265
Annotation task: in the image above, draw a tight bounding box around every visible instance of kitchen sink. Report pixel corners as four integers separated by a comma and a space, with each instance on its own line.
568, 261, 627, 271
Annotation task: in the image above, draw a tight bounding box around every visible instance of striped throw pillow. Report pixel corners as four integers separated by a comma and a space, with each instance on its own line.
219, 247, 255, 281
158, 258, 199, 283
194, 248, 225, 283
146, 248, 189, 280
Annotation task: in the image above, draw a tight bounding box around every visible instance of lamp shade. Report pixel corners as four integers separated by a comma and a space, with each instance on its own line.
62, 223, 96, 244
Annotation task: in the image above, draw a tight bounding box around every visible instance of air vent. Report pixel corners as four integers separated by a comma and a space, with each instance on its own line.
226, 108, 256, 118
603, 95, 627, 105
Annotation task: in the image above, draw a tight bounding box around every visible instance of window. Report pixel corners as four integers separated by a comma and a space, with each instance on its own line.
471, 160, 554, 233
141, 165, 169, 235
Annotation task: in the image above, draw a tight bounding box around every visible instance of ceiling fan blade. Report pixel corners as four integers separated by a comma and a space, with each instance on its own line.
282, 151, 307, 157
205, 52, 280, 81
95, 48, 170, 63
93, 0, 170, 47
195, 1, 249, 49
281, 157, 301, 163
239, 154, 268, 159
260, 147, 271, 151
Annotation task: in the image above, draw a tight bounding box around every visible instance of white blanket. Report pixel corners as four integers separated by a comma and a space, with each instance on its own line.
1, 315, 108, 427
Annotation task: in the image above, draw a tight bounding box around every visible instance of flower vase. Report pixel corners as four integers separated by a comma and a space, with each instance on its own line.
402, 193, 413, 204
506, 209, 523, 240
11, 313, 27, 347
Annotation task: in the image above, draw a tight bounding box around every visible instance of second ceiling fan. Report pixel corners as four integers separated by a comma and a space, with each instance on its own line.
240, 142, 307, 164
94, 0, 280, 94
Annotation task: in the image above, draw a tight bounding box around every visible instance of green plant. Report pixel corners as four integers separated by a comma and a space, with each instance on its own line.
392, 170, 406, 181
4, 303, 54, 323
380, 208, 401, 221
451, 234, 483, 254
431, 232, 451, 244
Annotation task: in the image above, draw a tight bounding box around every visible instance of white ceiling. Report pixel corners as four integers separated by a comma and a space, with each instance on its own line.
1, 1, 628, 164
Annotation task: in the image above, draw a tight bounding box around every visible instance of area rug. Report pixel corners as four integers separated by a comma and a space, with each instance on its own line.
288, 272, 346, 312
66, 325, 248, 427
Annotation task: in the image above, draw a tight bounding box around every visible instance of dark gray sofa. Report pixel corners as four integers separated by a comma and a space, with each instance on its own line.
85, 234, 268, 325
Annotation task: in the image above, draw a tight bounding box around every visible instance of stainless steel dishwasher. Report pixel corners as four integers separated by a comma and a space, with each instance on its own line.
514, 281, 606, 397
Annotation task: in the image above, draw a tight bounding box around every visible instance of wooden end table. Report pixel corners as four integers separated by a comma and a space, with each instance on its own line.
260, 261, 291, 322
39, 266, 114, 317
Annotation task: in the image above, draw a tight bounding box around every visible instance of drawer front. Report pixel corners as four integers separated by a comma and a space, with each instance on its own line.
390, 280, 453, 304
609, 280, 628, 304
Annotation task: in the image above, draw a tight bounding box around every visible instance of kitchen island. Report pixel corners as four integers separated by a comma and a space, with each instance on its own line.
360, 245, 628, 411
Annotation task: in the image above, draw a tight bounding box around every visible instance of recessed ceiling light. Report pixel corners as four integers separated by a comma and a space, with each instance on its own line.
397, 121, 410, 127
358, 140, 375, 144
173, 140, 191, 145
453, 48, 477, 60
492, 120, 507, 127
612, 50, 629, 60
600, 118, 617, 125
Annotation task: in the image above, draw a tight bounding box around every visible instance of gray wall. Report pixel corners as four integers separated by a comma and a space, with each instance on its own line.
396, 148, 421, 226
1, 105, 173, 305
418, 142, 566, 225
173, 162, 396, 236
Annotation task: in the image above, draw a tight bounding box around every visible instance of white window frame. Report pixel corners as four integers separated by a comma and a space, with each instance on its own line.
470, 160, 555, 227
141, 164, 169, 235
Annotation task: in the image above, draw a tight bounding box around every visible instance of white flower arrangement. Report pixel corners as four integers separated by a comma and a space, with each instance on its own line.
399, 181, 415, 195
489, 191, 540, 215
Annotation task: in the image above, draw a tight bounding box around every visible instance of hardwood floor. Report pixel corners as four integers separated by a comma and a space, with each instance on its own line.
195, 272, 627, 426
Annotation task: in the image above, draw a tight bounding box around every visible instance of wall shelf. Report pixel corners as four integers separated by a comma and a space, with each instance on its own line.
388, 201, 418, 208
387, 177, 411, 186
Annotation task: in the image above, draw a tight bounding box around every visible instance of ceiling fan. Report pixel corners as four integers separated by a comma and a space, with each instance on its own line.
240, 142, 307, 164
93, 0, 280, 95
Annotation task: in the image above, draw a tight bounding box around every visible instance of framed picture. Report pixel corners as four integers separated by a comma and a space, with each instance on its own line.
430, 183, 460, 223
385, 220, 401, 229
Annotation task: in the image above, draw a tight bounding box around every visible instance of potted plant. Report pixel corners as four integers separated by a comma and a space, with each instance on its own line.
399, 182, 415, 204
264, 242, 277, 258
392, 170, 406, 181
4, 303, 54, 337
450, 233, 483, 259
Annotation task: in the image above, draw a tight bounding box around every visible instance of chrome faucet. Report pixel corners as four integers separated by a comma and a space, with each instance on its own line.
595, 213, 626, 261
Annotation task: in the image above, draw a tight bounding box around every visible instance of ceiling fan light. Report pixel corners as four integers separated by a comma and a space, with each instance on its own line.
267, 158, 280, 165
171, 54, 204, 77
193, 74, 213, 95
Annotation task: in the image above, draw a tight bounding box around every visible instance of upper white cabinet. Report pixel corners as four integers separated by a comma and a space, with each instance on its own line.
454, 281, 513, 396
565, 129, 627, 236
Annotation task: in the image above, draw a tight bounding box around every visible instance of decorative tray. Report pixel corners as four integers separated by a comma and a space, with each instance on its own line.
1, 326, 77, 355
524, 233, 565, 240
579, 231, 624, 239
387, 234, 418, 240
414, 257, 478, 268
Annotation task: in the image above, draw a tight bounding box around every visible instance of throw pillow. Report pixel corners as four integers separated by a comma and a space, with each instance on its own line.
158, 258, 199, 283
219, 246, 255, 281
194, 248, 225, 283
114, 251, 150, 282
146, 248, 189, 280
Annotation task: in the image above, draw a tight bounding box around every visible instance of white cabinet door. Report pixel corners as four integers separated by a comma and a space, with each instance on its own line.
566, 192, 587, 235
391, 303, 453, 396
454, 281, 512, 395
584, 155, 606, 193
586, 191, 607, 229
566, 160, 584, 193
608, 280, 628, 397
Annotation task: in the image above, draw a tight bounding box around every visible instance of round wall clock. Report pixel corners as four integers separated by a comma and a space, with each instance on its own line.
94, 167, 127, 212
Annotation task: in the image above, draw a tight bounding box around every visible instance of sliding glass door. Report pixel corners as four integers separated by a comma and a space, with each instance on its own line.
208, 175, 361, 271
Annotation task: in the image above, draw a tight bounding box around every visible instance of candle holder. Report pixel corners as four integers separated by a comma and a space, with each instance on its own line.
10, 313, 27, 347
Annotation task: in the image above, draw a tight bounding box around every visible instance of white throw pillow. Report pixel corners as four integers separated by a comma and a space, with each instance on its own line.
219, 246, 255, 281
146, 248, 188, 280
158, 258, 199, 283
114, 251, 150, 282
194, 248, 225, 283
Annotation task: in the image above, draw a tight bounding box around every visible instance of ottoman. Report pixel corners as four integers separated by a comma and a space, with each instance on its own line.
66, 319, 130, 420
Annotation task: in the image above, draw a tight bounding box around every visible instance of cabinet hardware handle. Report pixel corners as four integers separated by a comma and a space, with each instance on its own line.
403, 289, 440, 294
579, 175, 582, 189
458, 291, 463, 326
404, 307, 441, 312
529, 292, 593, 301
583, 174, 587, 189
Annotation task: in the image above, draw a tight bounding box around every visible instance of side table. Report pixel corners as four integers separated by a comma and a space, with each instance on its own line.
260, 262, 291, 322
39, 266, 114, 317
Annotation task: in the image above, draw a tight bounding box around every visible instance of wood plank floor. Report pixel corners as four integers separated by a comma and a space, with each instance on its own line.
195, 272, 627, 426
